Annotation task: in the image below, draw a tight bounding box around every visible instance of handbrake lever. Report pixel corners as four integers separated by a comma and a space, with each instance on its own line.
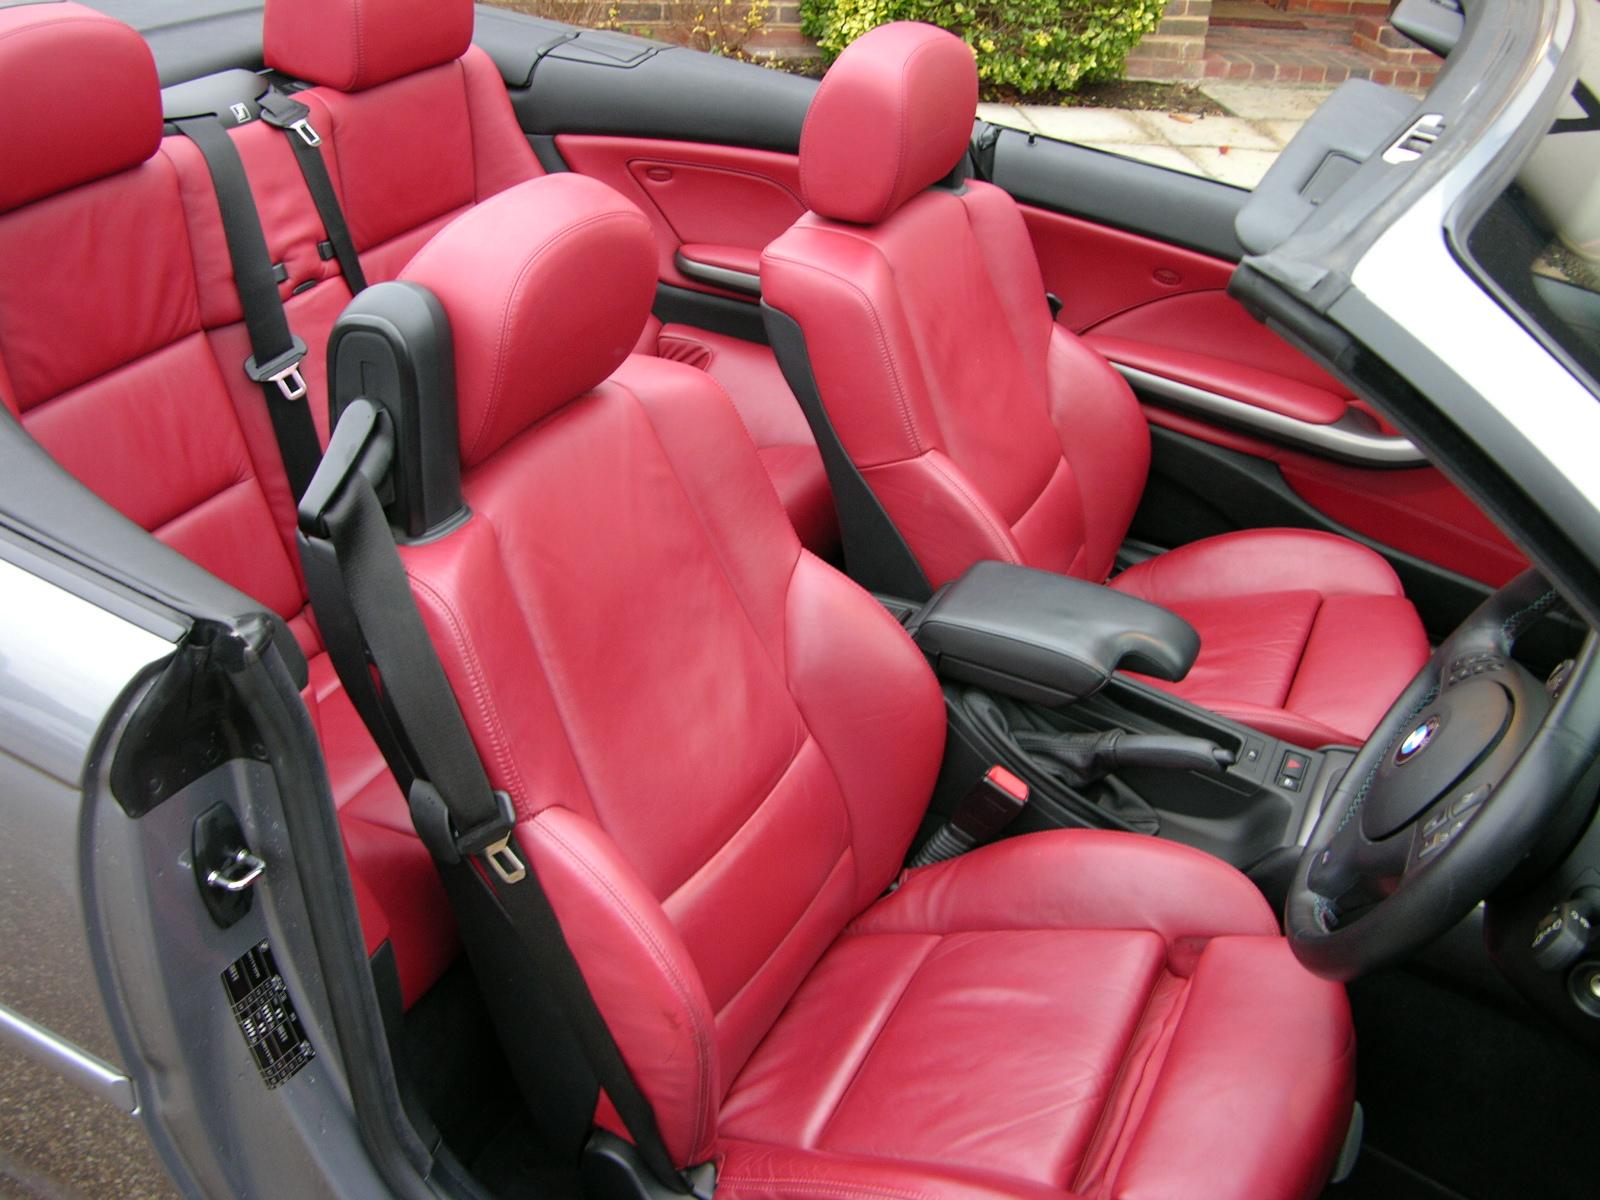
1012, 728, 1233, 787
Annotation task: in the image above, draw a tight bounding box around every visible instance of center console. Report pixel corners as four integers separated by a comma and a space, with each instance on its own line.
883, 561, 1358, 877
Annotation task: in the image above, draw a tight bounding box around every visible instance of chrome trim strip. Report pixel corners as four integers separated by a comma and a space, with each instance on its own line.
673, 251, 761, 297
1112, 363, 1428, 466
0, 999, 137, 1114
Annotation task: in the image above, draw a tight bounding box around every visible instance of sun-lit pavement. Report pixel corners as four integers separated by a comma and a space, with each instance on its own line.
978, 82, 1342, 189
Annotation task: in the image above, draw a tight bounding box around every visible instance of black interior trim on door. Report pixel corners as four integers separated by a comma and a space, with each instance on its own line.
987, 127, 1247, 263
480, 10, 817, 154
653, 283, 768, 343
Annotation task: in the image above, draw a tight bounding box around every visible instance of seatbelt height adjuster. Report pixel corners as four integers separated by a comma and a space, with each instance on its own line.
245, 334, 309, 401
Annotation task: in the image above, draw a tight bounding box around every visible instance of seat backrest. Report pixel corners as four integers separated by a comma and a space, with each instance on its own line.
0, 1, 310, 635
0, 2, 458, 1008
761, 22, 1152, 590
263, 0, 543, 282
393, 173, 946, 1166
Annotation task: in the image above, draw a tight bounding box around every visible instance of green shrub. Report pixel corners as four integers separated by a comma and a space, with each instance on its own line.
800, 0, 1166, 95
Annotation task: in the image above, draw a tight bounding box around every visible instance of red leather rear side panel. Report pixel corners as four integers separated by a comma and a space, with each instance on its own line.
1022, 205, 1526, 586
555, 136, 803, 295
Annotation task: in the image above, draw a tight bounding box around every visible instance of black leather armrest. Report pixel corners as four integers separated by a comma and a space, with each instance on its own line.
904, 561, 1199, 706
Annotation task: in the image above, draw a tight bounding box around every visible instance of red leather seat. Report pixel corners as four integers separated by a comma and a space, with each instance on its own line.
393, 171, 1357, 1200
0, 1, 454, 1006
260, 0, 838, 557
760, 22, 1428, 747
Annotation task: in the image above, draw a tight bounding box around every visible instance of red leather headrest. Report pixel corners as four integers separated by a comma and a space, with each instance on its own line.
401, 175, 657, 469
263, 0, 473, 92
799, 22, 978, 225
0, 2, 161, 214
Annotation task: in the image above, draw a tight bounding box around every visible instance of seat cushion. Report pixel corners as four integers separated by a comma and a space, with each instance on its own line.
718, 831, 1354, 1200
1110, 528, 1430, 746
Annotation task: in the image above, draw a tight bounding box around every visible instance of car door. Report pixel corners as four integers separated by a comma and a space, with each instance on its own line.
0, 424, 402, 1200
985, 129, 1526, 624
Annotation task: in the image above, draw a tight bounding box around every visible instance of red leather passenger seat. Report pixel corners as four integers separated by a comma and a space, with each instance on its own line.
761, 23, 1428, 746
0, 1, 454, 1006
260, 0, 837, 556
389, 170, 1358, 1200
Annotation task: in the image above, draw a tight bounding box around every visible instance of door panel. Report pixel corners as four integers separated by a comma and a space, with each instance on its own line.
555, 135, 801, 298
1005, 169, 1527, 593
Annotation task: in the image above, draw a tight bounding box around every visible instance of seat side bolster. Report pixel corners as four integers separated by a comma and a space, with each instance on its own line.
527, 808, 722, 1168
783, 552, 946, 910
1104, 936, 1355, 1200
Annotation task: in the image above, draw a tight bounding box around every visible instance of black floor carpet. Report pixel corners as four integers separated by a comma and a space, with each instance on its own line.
1321, 968, 1600, 1199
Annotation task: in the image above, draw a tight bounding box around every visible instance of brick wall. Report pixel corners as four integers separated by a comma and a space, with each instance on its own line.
1122, 0, 1212, 83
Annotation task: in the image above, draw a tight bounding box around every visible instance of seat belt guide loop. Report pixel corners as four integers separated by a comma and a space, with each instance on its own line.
244, 334, 310, 402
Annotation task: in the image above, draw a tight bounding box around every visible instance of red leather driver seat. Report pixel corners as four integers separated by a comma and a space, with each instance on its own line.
760, 22, 1430, 749
390, 171, 1357, 1199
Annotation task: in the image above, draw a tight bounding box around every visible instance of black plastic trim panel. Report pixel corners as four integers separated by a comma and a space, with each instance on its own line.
654, 283, 767, 343
83, 0, 266, 85
988, 127, 1247, 262
476, 9, 816, 153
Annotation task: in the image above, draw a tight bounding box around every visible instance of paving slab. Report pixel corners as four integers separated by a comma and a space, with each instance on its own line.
1139, 112, 1279, 150
1177, 146, 1282, 189
1199, 82, 1337, 121
976, 102, 1035, 132
1081, 142, 1202, 174
1018, 106, 1155, 144
974, 78, 1336, 189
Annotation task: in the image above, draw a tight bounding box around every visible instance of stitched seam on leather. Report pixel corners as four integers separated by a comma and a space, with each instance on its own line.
716, 1177, 949, 1200
346, 0, 365, 91
622, 375, 805, 706
407, 571, 532, 806
812, 933, 941, 1147
664, 734, 815, 905
538, 815, 716, 1159
714, 845, 853, 1044
444, 209, 648, 464
923, 455, 1021, 565
148, 466, 259, 543
715, 1177, 946, 1200
1070, 967, 1187, 1196
764, 250, 924, 459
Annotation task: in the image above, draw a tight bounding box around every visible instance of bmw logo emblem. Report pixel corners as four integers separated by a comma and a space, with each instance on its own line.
1395, 716, 1440, 765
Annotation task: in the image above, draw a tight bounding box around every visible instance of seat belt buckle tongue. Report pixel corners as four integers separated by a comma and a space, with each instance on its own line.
462, 790, 525, 884
258, 89, 322, 146
245, 335, 309, 402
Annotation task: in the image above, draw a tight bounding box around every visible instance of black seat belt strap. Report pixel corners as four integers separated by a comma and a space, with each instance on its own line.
173, 115, 321, 501
295, 403, 707, 1197
258, 89, 370, 295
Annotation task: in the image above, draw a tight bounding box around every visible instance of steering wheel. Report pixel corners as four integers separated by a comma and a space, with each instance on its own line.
1287, 569, 1600, 981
